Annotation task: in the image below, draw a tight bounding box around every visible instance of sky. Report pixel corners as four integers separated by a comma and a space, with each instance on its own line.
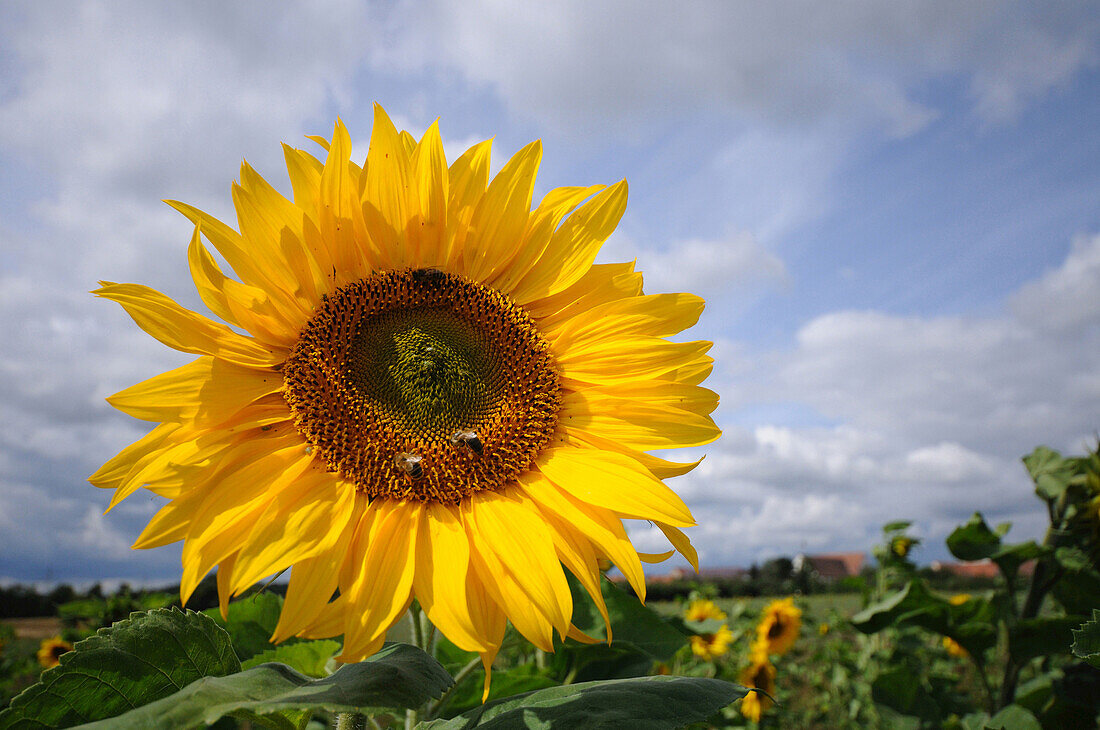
1, 1, 1099, 588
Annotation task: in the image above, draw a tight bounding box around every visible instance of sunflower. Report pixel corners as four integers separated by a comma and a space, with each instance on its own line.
949, 593, 971, 606
37, 636, 72, 669
91, 106, 719, 697
942, 635, 969, 659
683, 598, 727, 623
755, 597, 801, 656
689, 624, 734, 660
738, 657, 776, 722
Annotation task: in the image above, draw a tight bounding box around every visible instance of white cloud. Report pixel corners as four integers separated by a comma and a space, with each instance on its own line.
377, 0, 1098, 136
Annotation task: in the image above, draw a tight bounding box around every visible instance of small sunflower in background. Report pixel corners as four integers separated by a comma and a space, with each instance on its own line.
683, 598, 727, 623
91, 105, 719, 696
943, 636, 969, 659
891, 535, 916, 558
37, 637, 72, 669
949, 593, 971, 605
689, 625, 734, 660
755, 597, 802, 656
738, 656, 776, 722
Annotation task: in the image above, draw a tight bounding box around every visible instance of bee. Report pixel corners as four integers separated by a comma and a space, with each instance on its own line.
395, 452, 424, 480
411, 267, 447, 285
449, 430, 483, 456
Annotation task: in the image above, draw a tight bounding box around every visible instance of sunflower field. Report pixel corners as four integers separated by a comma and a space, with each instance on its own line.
1, 111, 1099, 728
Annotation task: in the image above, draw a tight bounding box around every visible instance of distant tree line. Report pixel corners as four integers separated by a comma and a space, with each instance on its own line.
628, 557, 1000, 602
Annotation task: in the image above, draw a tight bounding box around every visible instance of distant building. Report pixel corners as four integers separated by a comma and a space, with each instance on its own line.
647, 566, 750, 583
930, 559, 1035, 579
793, 552, 866, 581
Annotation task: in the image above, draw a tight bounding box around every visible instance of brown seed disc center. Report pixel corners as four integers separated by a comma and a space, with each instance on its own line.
282, 269, 561, 503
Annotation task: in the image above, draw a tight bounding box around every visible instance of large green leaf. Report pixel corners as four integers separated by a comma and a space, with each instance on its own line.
1022, 446, 1076, 501
1071, 609, 1100, 669
0, 607, 240, 729
984, 704, 1041, 730
203, 591, 287, 661
946, 513, 1002, 562
851, 580, 949, 635
1009, 617, 1086, 663
420, 675, 746, 729
569, 576, 687, 661
79, 643, 453, 730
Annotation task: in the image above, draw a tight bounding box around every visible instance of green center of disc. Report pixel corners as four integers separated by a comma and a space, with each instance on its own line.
349, 307, 488, 437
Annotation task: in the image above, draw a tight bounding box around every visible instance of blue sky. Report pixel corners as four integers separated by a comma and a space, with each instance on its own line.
2, 1, 1099, 588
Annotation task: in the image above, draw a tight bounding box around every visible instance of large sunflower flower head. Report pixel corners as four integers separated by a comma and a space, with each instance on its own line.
755, 597, 802, 656
90, 106, 720, 697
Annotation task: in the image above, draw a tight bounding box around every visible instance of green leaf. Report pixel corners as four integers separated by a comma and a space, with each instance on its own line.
204, 591, 286, 661
242, 639, 341, 677
883, 520, 913, 533
439, 663, 561, 715
851, 580, 949, 635
1009, 617, 1086, 663
78, 643, 452, 730
984, 704, 1041, 730
1022, 446, 1075, 501
419, 675, 747, 730
568, 575, 687, 662
1071, 609, 1100, 668
0, 607, 240, 729
1054, 546, 1092, 572
946, 513, 1001, 562
871, 665, 940, 722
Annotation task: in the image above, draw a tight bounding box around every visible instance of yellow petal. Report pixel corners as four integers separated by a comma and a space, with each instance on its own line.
510, 181, 627, 304
462, 140, 541, 281
560, 385, 721, 451
658, 523, 699, 572
413, 503, 492, 653
539, 509, 612, 641
639, 550, 675, 564
322, 118, 377, 283
514, 469, 647, 601
463, 491, 572, 639
231, 468, 358, 591
343, 499, 419, 651
558, 428, 703, 480
407, 121, 449, 266
271, 501, 360, 643
487, 185, 603, 297
546, 292, 705, 347
281, 143, 323, 210
94, 283, 284, 367
445, 139, 492, 270
557, 336, 712, 387
106, 356, 281, 424
466, 531, 556, 652
89, 423, 180, 490
362, 105, 411, 269
216, 553, 238, 620
524, 261, 642, 327
165, 200, 307, 324
187, 227, 299, 346
537, 447, 695, 527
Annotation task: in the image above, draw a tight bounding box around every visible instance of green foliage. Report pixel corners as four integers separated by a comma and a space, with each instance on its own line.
0, 608, 240, 729
419, 676, 747, 730
242, 639, 341, 677
78, 643, 453, 729
1071, 610, 1100, 669
203, 590, 288, 661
